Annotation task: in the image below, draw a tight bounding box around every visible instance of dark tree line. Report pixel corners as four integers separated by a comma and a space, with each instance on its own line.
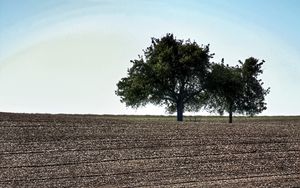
116, 34, 270, 122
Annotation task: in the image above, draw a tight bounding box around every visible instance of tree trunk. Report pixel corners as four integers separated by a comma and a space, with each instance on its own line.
177, 99, 184, 122
229, 104, 233, 123
229, 110, 233, 123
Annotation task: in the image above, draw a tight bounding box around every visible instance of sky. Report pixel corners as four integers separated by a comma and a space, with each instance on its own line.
0, 0, 299, 116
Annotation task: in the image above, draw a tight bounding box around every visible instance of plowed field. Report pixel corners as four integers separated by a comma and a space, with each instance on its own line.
0, 113, 299, 187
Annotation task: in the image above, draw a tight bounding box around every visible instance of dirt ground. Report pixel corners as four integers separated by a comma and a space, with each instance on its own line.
0, 113, 299, 187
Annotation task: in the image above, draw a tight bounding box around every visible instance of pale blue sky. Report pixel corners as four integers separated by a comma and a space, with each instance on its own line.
0, 0, 299, 115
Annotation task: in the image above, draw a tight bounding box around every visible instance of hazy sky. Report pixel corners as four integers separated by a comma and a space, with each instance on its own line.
0, 0, 299, 115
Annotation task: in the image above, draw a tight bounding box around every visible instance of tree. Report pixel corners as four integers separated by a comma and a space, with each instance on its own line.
116, 33, 213, 121
205, 60, 244, 123
239, 57, 270, 116
206, 58, 270, 123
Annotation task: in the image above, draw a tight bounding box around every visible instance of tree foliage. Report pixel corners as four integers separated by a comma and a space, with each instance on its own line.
205, 57, 270, 123
240, 57, 270, 116
116, 33, 270, 122
116, 33, 213, 121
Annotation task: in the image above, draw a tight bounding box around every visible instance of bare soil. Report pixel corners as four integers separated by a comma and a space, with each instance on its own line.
0, 113, 299, 187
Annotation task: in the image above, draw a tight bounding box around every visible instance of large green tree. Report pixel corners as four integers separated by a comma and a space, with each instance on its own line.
205, 57, 270, 123
116, 33, 213, 121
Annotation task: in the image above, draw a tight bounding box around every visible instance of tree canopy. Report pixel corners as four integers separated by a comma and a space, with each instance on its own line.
116, 33, 213, 121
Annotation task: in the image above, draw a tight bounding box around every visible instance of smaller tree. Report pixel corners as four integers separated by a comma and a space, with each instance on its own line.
239, 57, 270, 116
206, 57, 270, 123
205, 60, 243, 123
